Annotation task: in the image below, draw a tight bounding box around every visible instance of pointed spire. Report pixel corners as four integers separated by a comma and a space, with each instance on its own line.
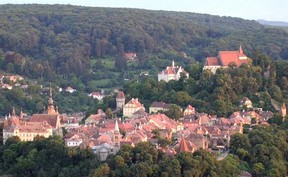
172, 60, 175, 68
115, 119, 119, 132
282, 103, 286, 109
239, 45, 243, 54
49, 82, 52, 97
20, 108, 23, 120
5, 115, 7, 120
179, 136, 190, 152
12, 106, 16, 116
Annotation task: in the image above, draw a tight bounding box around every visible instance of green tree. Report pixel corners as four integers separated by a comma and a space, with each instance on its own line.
164, 104, 183, 121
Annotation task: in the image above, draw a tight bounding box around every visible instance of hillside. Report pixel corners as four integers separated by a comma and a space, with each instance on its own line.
257, 19, 288, 27
0, 4, 287, 84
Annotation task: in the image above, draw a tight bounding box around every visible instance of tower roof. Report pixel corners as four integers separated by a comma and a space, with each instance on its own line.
117, 91, 125, 99
282, 103, 286, 109
115, 119, 120, 132
179, 136, 189, 152
239, 45, 243, 54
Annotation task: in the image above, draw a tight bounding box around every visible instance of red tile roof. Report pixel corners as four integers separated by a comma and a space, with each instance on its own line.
218, 51, 248, 66
126, 98, 143, 108
179, 137, 189, 152
205, 57, 220, 66
30, 114, 59, 128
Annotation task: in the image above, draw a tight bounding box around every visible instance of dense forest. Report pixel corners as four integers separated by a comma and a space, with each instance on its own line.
0, 4, 287, 84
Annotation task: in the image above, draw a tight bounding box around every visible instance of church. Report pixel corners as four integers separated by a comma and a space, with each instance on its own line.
203, 46, 249, 74
2, 86, 62, 144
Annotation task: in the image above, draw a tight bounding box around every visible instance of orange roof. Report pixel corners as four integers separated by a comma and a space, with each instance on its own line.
16, 122, 52, 133
179, 137, 189, 152
218, 51, 248, 66
205, 57, 220, 66
126, 98, 143, 108
30, 114, 59, 128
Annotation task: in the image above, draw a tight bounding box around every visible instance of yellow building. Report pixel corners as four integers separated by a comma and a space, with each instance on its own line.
3, 120, 53, 144
123, 98, 145, 117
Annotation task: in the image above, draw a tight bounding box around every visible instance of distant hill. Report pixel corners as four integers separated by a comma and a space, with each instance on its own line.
257, 19, 288, 27
0, 4, 287, 83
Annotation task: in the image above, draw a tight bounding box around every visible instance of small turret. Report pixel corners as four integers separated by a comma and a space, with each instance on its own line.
239, 45, 243, 54
280, 103, 287, 121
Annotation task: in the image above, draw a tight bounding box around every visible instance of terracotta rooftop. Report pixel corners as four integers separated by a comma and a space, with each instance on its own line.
205, 57, 220, 66
218, 51, 247, 66
30, 114, 59, 128
126, 98, 143, 108
179, 136, 189, 152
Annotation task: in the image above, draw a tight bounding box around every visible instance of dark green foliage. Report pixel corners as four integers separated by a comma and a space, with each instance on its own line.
0, 4, 287, 84
230, 125, 288, 176
0, 136, 99, 177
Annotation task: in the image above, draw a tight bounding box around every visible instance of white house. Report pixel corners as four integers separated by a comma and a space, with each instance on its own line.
158, 60, 189, 82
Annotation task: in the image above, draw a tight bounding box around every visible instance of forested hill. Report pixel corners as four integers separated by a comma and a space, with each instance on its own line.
0, 4, 287, 81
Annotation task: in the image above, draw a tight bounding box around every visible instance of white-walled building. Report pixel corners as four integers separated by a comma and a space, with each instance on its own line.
158, 61, 189, 82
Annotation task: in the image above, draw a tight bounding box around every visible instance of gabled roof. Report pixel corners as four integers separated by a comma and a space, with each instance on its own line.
218, 50, 248, 66
30, 114, 59, 128
179, 136, 189, 152
205, 57, 220, 66
125, 98, 143, 108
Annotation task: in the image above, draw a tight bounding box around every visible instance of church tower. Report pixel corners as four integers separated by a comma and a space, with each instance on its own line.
116, 91, 125, 110
113, 120, 121, 152
239, 45, 243, 54
47, 85, 57, 115
280, 103, 287, 121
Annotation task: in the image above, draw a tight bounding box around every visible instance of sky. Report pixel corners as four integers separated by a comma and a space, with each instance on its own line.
0, 0, 287, 22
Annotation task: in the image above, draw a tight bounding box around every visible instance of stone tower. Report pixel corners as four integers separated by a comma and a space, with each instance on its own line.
116, 91, 125, 110
113, 120, 121, 152
280, 103, 287, 121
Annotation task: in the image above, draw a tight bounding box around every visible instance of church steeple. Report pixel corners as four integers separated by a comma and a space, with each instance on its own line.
114, 119, 121, 148
239, 45, 243, 54
47, 83, 57, 115
12, 107, 16, 116
172, 60, 175, 68
115, 119, 119, 132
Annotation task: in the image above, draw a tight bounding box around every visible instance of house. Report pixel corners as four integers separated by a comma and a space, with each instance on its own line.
91, 120, 121, 161
176, 136, 197, 153
123, 52, 137, 60
149, 102, 172, 114
123, 98, 145, 117
183, 105, 196, 116
88, 92, 104, 100
1, 83, 12, 90
203, 46, 249, 74
240, 97, 253, 108
65, 86, 76, 93
158, 60, 189, 82
148, 113, 182, 133
65, 134, 84, 147
5, 75, 24, 82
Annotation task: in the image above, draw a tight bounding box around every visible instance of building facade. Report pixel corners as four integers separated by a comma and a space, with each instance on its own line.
123, 98, 145, 117
158, 61, 189, 82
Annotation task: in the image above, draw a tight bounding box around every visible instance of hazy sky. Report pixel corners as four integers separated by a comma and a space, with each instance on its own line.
0, 0, 287, 22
